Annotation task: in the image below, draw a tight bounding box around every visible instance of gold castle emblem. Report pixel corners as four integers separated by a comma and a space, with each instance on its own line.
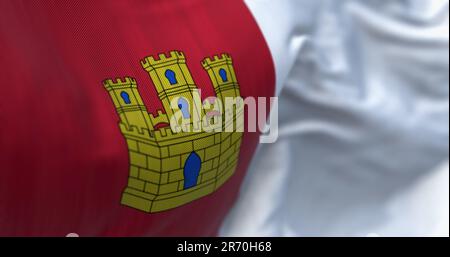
103, 51, 243, 213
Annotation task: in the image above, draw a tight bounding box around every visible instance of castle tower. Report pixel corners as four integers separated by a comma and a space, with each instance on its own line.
202, 54, 242, 132
141, 51, 203, 130
201, 54, 240, 103
103, 77, 153, 132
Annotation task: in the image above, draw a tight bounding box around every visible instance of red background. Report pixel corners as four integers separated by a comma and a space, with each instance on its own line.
0, 0, 274, 236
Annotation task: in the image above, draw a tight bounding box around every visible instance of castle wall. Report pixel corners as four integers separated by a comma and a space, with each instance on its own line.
121, 130, 242, 212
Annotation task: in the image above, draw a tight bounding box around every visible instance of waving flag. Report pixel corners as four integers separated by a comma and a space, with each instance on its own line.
0, 0, 275, 236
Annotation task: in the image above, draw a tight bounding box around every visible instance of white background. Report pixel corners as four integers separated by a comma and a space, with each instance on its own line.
220, 0, 449, 236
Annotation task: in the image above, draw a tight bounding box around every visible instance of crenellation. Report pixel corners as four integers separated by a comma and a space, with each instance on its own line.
141, 50, 186, 70
149, 110, 169, 127
201, 53, 232, 68
119, 123, 152, 139
103, 77, 137, 91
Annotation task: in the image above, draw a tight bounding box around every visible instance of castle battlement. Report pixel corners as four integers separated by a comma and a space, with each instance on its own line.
103, 77, 137, 91
152, 126, 180, 140
149, 110, 169, 127
118, 114, 196, 143
150, 125, 187, 140
201, 53, 232, 68
141, 50, 185, 70
119, 123, 153, 139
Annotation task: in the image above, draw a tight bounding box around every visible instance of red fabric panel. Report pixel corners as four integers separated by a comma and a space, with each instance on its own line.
0, 0, 275, 236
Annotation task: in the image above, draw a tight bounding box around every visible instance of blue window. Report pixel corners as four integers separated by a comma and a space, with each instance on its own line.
120, 91, 131, 104
178, 97, 190, 119
219, 68, 228, 82
165, 69, 177, 85
183, 152, 201, 189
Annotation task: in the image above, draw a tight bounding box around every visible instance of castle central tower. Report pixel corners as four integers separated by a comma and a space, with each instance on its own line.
141, 51, 203, 130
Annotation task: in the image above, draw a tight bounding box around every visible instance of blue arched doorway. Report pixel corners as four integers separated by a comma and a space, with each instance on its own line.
183, 152, 201, 189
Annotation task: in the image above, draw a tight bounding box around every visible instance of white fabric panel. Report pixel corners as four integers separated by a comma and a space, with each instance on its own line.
221, 0, 449, 236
